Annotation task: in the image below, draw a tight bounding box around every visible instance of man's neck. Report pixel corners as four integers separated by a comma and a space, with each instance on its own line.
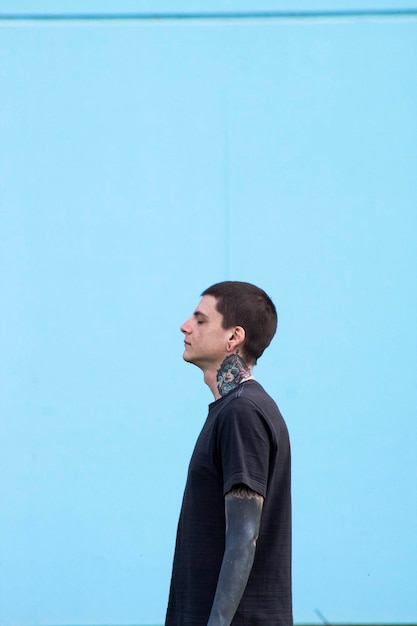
205, 353, 254, 400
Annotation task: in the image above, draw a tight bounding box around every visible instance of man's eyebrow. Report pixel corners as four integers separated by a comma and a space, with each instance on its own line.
193, 310, 209, 319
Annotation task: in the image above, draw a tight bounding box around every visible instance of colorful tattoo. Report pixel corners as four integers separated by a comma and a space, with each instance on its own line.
217, 353, 252, 397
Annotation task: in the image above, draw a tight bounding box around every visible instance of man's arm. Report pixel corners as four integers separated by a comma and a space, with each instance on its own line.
206, 484, 264, 626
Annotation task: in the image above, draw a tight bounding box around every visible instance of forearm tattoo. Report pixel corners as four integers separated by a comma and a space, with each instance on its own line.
217, 353, 252, 397
207, 484, 264, 626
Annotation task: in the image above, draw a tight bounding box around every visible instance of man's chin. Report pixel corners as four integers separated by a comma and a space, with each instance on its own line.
183, 351, 200, 367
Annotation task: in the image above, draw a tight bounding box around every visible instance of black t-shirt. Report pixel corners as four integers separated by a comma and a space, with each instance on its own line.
165, 380, 292, 626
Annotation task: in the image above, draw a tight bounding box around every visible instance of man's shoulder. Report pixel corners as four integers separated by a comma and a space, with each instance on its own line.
238, 380, 280, 411
217, 380, 283, 424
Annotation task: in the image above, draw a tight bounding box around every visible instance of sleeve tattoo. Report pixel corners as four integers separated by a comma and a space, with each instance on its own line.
206, 484, 264, 626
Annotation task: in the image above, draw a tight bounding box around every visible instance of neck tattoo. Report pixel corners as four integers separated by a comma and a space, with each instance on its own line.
217, 353, 252, 397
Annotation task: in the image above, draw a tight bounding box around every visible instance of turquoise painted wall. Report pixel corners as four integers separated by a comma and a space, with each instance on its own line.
1, 2, 416, 624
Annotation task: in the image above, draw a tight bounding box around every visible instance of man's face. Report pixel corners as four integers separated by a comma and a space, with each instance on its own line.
180, 295, 231, 370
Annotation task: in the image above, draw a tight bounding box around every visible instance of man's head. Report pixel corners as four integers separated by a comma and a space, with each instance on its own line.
201, 281, 277, 365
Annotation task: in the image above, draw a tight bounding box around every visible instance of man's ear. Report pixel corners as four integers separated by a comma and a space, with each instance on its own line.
226, 326, 246, 352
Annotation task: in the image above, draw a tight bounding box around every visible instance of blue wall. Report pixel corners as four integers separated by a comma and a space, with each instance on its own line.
1, 2, 417, 624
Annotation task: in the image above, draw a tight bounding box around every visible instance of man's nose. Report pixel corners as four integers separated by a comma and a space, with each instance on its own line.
180, 318, 191, 334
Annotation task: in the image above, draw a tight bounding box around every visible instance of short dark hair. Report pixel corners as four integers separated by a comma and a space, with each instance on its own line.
201, 281, 278, 365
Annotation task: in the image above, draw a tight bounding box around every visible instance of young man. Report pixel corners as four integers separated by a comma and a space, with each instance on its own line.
165, 281, 292, 626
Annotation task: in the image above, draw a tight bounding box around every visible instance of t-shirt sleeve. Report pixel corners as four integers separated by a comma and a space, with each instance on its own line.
217, 397, 273, 498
